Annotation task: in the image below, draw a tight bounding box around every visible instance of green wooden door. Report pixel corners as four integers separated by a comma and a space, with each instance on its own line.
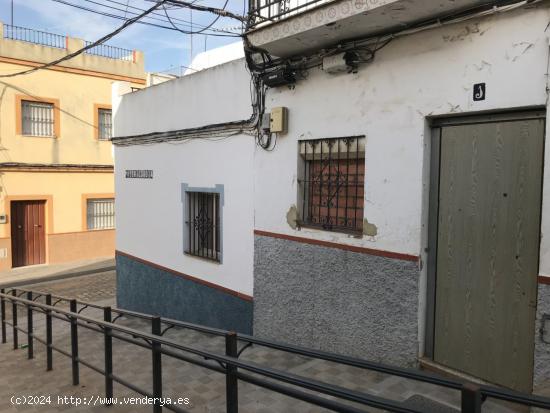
434, 118, 544, 392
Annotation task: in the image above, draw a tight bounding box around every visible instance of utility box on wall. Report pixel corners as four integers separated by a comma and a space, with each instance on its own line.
270, 107, 288, 134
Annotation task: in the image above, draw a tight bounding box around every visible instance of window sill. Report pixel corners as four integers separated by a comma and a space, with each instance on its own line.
184, 251, 222, 264
297, 222, 363, 238
20, 134, 57, 139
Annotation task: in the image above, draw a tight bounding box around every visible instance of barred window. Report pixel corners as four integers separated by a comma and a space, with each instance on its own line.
87, 198, 115, 230
98, 108, 112, 140
185, 191, 221, 262
22, 100, 55, 137
299, 136, 365, 234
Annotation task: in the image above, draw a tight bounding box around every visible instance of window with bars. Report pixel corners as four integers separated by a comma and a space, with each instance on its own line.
98, 108, 112, 140
185, 191, 221, 262
86, 198, 115, 230
21, 100, 55, 137
299, 136, 365, 234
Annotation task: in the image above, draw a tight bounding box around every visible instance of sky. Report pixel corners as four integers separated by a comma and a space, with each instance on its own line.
0, 0, 245, 73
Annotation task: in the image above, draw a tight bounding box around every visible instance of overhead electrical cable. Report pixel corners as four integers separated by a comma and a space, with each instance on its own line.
52, 0, 240, 36
96, 0, 241, 34
161, 0, 247, 22
103, 0, 219, 29
162, 0, 230, 36
0, 1, 166, 78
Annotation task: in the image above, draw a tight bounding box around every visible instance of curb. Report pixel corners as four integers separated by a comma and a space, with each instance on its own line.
0, 265, 117, 289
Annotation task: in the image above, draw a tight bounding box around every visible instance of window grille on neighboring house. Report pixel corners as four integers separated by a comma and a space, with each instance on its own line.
87, 198, 115, 230
299, 136, 366, 234
98, 108, 112, 140
185, 191, 221, 262
21, 100, 55, 137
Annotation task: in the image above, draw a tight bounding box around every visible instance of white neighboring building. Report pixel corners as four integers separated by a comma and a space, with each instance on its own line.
184, 41, 244, 75
113, 1, 550, 396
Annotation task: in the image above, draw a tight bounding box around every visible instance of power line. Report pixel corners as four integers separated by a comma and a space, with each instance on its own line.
52, 0, 241, 37
99, 0, 241, 34
162, 0, 246, 22
0, 1, 166, 78
162, 0, 230, 36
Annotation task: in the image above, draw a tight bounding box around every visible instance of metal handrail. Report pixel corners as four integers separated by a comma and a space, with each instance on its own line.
84, 41, 134, 61
2, 288, 550, 412
3, 24, 66, 49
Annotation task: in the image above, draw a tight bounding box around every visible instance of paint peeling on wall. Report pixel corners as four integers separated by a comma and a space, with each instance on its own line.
286, 204, 299, 229
363, 219, 378, 237
506, 42, 535, 62
442, 23, 485, 42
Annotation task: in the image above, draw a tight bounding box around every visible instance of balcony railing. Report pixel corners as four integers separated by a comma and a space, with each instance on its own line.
84, 41, 134, 62
1, 24, 135, 62
248, 0, 332, 28
3, 24, 66, 49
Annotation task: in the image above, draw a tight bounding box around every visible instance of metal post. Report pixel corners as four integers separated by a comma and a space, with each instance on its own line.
70, 299, 79, 385
46, 294, 52, 371
12, 290, 17, 350
461, 383, 482, 413
152, 316, 162, 413
1, 288, 6, 344
26, 291, 33, 359
225, 331, 238, 413
104, 306, 113, 404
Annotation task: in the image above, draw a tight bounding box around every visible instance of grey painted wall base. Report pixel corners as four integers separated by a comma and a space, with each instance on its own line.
253, 235, 420, 367
535, 283, 550, 394
116, 253, 253, 334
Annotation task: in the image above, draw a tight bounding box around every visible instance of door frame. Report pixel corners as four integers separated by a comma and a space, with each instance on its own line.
424, 108, 546, 361
7, 195, 53, 268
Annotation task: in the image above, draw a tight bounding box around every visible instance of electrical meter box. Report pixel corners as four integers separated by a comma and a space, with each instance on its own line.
270, 107, 288, 134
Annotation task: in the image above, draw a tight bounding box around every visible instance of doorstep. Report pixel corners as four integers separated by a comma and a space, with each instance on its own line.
419, 358, 530, 413
419, 357, 491, 386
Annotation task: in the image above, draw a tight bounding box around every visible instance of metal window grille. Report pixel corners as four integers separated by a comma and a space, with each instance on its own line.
299, 136, 365, 234
21, 101, 55, 137
186, 192, 221, 262
98, 109, 112, 141
87, 198, 115, 230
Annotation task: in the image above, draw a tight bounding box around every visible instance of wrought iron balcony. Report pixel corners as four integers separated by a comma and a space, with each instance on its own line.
248, 0, 334, 28
246, 0, 513, 58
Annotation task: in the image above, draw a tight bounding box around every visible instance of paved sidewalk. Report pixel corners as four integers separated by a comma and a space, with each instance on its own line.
0, 257, 115, 288
0, 273, 528, 413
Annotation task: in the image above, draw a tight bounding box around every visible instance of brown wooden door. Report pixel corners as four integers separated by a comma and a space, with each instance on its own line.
10, 201, 46, 268
434, 118, 544, 392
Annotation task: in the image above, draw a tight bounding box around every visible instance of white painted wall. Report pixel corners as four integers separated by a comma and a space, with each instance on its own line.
113, 60, 255, 296
256, 5, 550, 265
185, 41, 244, 75
114, 60, 252, 137
114, 4, 550, 300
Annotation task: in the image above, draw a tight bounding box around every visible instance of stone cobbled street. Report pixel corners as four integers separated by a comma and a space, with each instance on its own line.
0, 271, 528, 413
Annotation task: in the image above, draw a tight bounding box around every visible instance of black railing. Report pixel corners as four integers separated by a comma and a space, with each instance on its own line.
84, 41, 134, 61
248, 0, 331, 27
3, 24, 66, 49
1, 287, 550, 413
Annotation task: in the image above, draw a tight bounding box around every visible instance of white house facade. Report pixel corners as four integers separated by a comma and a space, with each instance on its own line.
113, 1, 550, 395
